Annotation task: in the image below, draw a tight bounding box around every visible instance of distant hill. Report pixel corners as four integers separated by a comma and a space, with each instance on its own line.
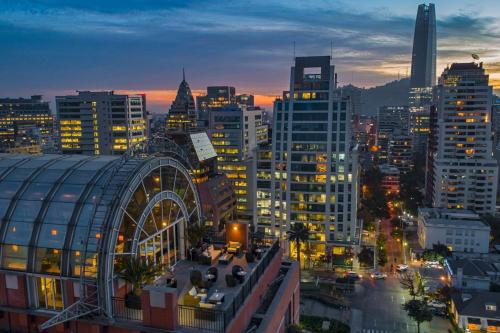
359, 78, 410, 115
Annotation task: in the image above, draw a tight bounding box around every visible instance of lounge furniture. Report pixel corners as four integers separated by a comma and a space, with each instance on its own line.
208, 292, 225, 304
232, 265, 246, 283
190, 269, 203, 288
219, 253, 234, 265
227, 241, 242, 254
245, 251, 255, 263
207, 266, 218, 282
225, 274, 237, 287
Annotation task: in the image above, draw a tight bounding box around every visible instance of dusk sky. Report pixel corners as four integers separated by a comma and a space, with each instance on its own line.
2, 0, 500, 113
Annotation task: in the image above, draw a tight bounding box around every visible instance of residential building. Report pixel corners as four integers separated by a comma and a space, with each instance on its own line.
451, 291, 500, 332
261, 56, 361, 259
417, 208, 490, 253
380, 164, 400, 195
388, 134, 414, 173
208, 105, 267, 222
56, 91, 147, 155
409, 3, 436, 155
0, 153, 299, 333
376, 106, 409, 163
0, 95, 53, 152
166, 70, 197, 133
427, 63, 498, 214
445, 258, 500, 291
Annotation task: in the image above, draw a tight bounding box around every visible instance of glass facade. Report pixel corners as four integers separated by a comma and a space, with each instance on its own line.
0, 153, 202, 314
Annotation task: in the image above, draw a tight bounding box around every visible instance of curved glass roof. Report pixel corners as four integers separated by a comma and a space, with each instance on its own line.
0, 154, 133, 274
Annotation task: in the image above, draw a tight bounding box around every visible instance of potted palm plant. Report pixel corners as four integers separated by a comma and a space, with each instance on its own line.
187, 223, 208, 261
117, 256, 161, 309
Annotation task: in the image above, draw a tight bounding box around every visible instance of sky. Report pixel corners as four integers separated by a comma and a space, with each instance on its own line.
1, 0, 500, 113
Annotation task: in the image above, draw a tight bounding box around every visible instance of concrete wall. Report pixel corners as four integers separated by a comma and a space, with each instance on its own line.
226, 248, 284, 333
256, 261, 300, 333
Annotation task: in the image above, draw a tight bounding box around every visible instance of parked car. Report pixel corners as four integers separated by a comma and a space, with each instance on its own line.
345, 271, 362, 280
370, 271, 387, 280
428, 299, 446, 309
423, 261, 441, 268
396, 264, 409, 272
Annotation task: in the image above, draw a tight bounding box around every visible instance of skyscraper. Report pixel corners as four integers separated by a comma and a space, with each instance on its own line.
56, 91, 147, 155
410, 3, 436, 89
427, 62, 498, 214
166, 70, 197, 133
257, 56, 360, 258
376, 106, 410, 163
409, 3, 436, 156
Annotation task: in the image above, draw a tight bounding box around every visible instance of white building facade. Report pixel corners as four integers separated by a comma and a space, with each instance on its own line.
417, 208, 490, 253
430, 63, 498, 214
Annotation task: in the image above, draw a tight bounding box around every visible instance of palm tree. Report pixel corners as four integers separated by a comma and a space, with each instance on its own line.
286, 222, 310, 278
117, 256, 161, 309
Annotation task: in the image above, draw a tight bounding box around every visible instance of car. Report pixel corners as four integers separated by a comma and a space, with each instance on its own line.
396, 264, 409, 272
423, 261, 441, 268
428, 300, 446, 309
370, 271, 387, 279
345, 271, 362, 280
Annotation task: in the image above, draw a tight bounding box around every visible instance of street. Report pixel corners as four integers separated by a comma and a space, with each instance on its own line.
347, 218, 451, 333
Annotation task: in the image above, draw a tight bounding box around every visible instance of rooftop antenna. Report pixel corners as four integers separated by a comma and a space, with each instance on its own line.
330, 40, 333, 60
182, 67, 185, 81
293, 41, 296, 60
398, 71, 400, 81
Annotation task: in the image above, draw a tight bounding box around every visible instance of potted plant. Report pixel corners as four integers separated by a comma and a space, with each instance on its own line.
187, 223, 209, 261
117, 256, 161, 309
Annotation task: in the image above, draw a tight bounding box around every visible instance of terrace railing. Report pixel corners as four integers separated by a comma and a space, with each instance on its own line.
178, 238, 280, 332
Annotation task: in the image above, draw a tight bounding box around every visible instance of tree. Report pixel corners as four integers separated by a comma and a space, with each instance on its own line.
376, 234, 388, 267
286, 222, 310, 278
399, 272, 424, 300
422, 243, 451, 263
117, 256, 162, 309
187, 223, 208, 248
403, 299, 433, 333
357, 247, 374, 268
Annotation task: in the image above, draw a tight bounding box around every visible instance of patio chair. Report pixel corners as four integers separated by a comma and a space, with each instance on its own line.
232, 265, 245, 283
207, 266, 218, 282
225, 274, 237, 287
245, 251, 255, 263
190, 269, 203, 288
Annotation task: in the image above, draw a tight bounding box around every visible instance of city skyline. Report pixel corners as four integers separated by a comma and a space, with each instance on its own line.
2, 0, 500, 112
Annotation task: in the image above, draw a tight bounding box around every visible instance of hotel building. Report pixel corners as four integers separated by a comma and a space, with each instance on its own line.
257, 56, 361, 258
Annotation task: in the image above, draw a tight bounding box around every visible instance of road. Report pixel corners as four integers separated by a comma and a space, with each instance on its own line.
346, 218, 451, 333
349, 274, 450, 333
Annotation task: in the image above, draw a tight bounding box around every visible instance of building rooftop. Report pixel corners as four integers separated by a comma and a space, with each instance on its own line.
451, 291, 500, 319
418, 207, 490, 230
446, 258, 497, 278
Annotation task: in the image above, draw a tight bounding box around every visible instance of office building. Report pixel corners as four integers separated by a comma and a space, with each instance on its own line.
260, 56, 360, 259
427, 63, 498, 214
409, 3, 436, 155
0, 95, 53, 152
56, 91, 147, 155
0, 153, 299, 333
410, 3, 436, 88
208, 105, 267, 222
445, 258, 500, 291
417, 208, 490, 253
196, 86, 236, 128
235, 94, 254, 107
376, 106, 409, 163
166, 71, 197, 133
388, 134, 414, 173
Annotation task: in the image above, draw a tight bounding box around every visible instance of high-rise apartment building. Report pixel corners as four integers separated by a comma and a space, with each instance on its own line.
409, 3, 436, 155
376, 106, 409, 163
56, 91, 147, 155
257, 56, 360, 257
427, 63, 498, 214
0, 95, 53, 152
166, 71, 197, 133
388, 134, 414, 173
208, 105, 267, 222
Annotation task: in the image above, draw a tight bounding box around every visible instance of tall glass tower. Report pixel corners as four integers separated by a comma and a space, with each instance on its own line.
409, 3, 436, 155
410, 3, 436, 88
